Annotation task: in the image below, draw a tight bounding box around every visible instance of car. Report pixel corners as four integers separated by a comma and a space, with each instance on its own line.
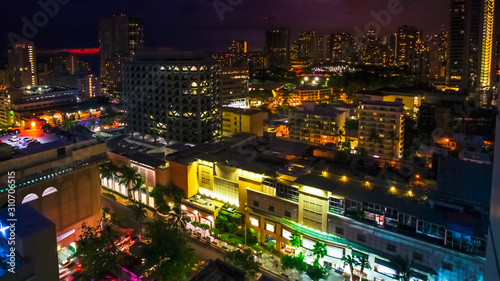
6, 129, 14, 135
60, 261, 75, 269
8, 136, 18, 142
333, 267, 344, 275
13, 129, 20, 134
27, 141, 40, 147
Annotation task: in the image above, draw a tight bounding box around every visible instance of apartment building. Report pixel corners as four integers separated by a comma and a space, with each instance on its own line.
288, 103, 347, 145
358, 98, 404, 160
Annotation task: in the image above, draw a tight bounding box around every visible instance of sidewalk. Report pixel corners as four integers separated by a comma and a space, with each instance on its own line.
103, 191, 343, 281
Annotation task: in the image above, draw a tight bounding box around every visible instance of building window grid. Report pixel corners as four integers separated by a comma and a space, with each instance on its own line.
276, 183, 299, 202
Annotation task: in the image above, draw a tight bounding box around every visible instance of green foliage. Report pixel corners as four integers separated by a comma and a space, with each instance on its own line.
144, 218, 198, 281
312, 241, 327, 263
341, 255, 360, 280
306, 262, 327, 281
130, 202, 148, 237
391, 255, 413, 281
76, 222, 121, 281
62, 119, 76, 129
115, 166, 142, 200
99, 162, 117, 181
266, 240, 276, 253
358, 256, 372, 279
225, 249, 260, 279
167, 205, 191, 230
280, 254, 307, 275
289, 230, 302, 252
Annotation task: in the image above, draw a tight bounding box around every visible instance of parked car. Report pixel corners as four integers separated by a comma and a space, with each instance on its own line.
8, 136, 18, 142
27, 141, 40, 147
6, 129, 14, 135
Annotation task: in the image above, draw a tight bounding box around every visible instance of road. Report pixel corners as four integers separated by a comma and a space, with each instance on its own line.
102, 196, 284, 281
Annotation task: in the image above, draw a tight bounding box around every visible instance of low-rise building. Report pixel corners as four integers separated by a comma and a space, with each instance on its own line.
288, 103, 347, 145
276, 87, 334, 106
167, 146, 486, 281
222, 108, 266, 137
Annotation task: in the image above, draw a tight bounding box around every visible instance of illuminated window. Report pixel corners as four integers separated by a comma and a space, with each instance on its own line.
265, 221, 275, 233
282, 228, 292, 240
250, 217, 259, 227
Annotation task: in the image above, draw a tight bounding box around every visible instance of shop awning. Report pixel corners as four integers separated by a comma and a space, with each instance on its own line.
412, 262, 438, 276
410, 271, 428, 281
352, 250, 369, 260
375, 258, 396, 270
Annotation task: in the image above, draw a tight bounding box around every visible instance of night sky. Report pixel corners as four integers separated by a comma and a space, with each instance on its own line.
1, 0, 448, 66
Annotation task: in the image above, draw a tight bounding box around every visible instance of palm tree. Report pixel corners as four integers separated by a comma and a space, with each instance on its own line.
115, 166, 142, 200
311, 241, 327, 263
130, 201, 148, 238
368, 129, 382, 156
131, 177, 145, 203
341, 255, 360, 281
344, 120, 357, 148
358, 256, 372, 280
387, 130, 398, 160
99, 162, 117, 188
167, 205, 191, 230
391, 255, 413, 281
335, 129, 345, 148
289, 231, 302, 256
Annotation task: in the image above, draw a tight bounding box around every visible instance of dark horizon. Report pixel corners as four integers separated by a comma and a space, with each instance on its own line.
1, 0, 449, 64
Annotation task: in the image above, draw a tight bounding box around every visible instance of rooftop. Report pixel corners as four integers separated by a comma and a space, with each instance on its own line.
190, 259, 248, 281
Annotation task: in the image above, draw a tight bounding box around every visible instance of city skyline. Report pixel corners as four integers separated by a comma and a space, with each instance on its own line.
1, 0, 449, 61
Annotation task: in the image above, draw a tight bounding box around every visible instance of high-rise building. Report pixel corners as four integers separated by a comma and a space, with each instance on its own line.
7, 42, 37, 88
220, 66, 249, 108
447, 0, 497, 92
358, 98, 404, 160
330, 32, 355, 64
297, 31, 317, 66
123, 52, 222, 144
99, 14, 144, 97
266, 29, 290, 69
228, 40, 247, 56
429, 31, 449, 80
49, 52, 80, 75
395, 26, 422, 66
315, 35, 331, 64
486, 94, 500, 280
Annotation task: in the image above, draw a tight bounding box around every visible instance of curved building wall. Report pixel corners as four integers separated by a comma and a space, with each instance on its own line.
123, 61, 222, 144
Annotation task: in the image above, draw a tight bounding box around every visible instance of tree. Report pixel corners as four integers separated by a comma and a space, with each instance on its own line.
280, 254, 295, 272
131, 177, 145, 200
311, 241, 327, 263
76, 222, 121, 281
164, 186, 186, 206
167, 205, 191, 230
266, 240, 276, 253
115, 166, 142, 200
62, 119, 76, 129
225, 249, 260, 279
150, 185, 171, 215
368, 129, 382, 155
294, 252, 308, 276
387, 130, 399, 160
391, 255, 413, 281
306, 263, 327, 281
341, 255, 360, 281
344, 120, 357, 152
289, 230, 302, 256
358, 256, 372, 280
144, 218, 197, 281
130, 202, 147, 238
99, 162, 117, 187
